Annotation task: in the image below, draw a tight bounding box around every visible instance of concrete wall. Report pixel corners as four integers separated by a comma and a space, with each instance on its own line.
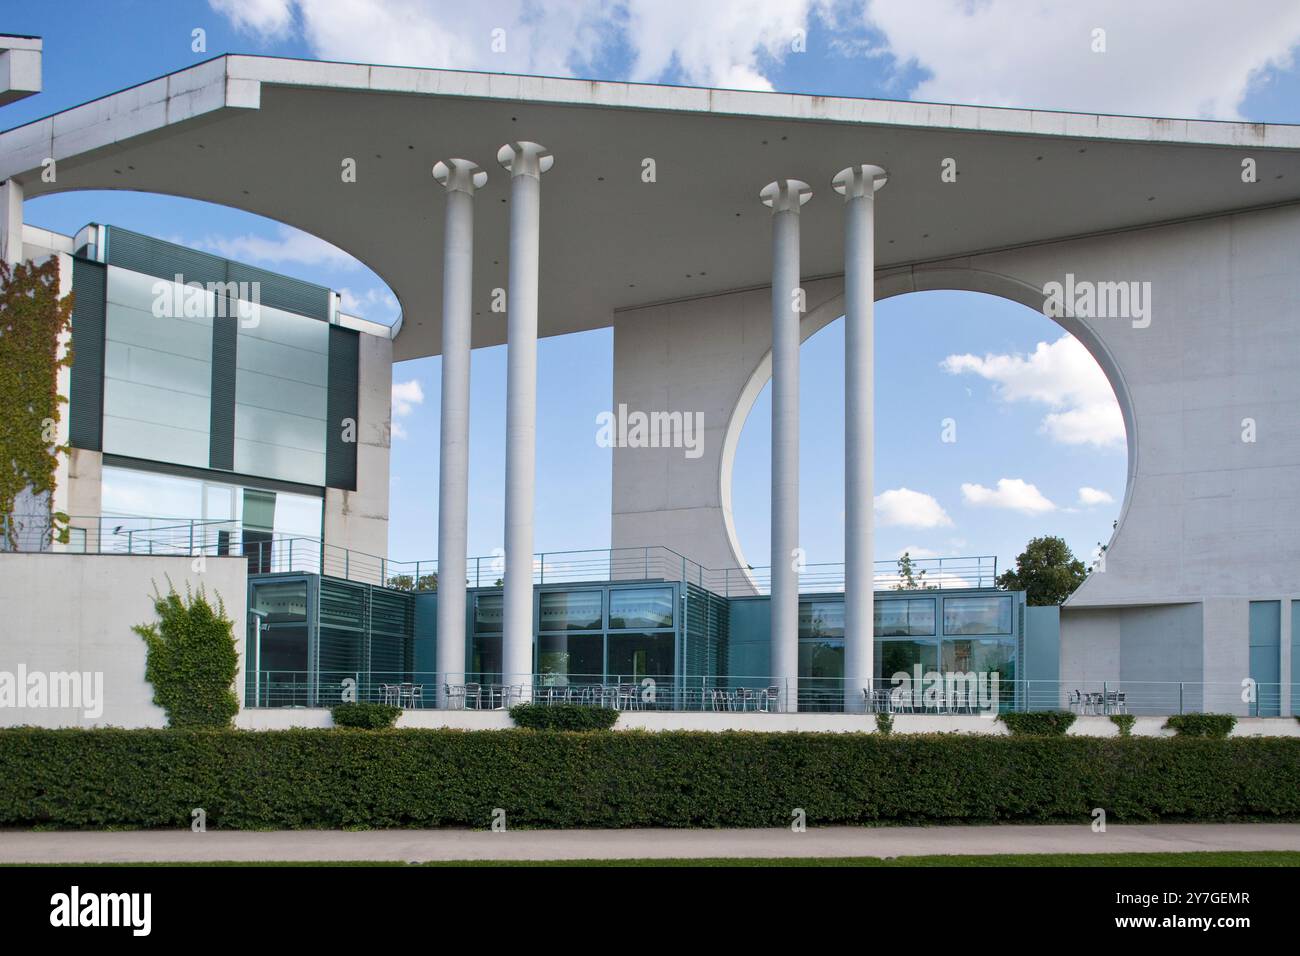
0, 554, 247, 728
613, 204, 1300, 691
234, 708, 1300, 736
324, 330, 392, 559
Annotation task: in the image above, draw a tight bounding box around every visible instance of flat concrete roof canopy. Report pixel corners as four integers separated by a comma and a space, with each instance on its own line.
4, 53, 1300, 360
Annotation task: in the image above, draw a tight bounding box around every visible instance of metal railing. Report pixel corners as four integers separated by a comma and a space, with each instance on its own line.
242, 670, 1299, 717
3, 513, 997, 597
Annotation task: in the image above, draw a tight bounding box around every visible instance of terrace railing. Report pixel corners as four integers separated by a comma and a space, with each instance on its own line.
2, 513, 997, 597
242, 669, 1298, 718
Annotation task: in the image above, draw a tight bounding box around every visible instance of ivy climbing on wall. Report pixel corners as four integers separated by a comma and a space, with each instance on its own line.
0, 257, 74, 548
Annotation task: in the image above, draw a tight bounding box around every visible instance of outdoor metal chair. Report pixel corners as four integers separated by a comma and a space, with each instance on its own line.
463, 682, 482, 710
762, 685, 781, 712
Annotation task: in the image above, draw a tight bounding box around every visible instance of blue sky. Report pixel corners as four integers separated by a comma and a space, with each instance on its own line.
9, 1, 1300, 575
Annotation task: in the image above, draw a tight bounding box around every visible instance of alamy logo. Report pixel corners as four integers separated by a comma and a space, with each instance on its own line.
1042, 273, 1151, 329
0, 665, 103, 719
50, 886, 151, 936
889, 665, 1002, 716
152, 274, 262, 327
595, 404, 704, 459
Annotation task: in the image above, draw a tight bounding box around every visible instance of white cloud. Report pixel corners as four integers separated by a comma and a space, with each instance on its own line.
1078, 486, 1115, 507
193, 224, 360, 270
874, 488, 952, 528
861, 0, 1300, 120
340, 286, 400, 321
896, 545, 939, 559
210, 0, 823, 89
961, 478, 1055, 515
941, 334, 1124, 448
209, 0, 295, 37
391, 378, 424, 439
209, 1, 1300, 121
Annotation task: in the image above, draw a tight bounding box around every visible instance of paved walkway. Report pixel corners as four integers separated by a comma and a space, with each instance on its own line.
1, 824, 1297, 863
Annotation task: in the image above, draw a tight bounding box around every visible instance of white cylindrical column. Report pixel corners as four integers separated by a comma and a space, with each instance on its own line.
1, 178, 24, 267
834, 164, 888, 714
432, 158, 487, 707
760, 178, 811, 713
498, 141, 553, 702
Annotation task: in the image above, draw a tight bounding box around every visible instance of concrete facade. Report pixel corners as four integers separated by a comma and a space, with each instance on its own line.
613, 204, 1300, 706
0, 554, 248, 728
323, 330, 393, 559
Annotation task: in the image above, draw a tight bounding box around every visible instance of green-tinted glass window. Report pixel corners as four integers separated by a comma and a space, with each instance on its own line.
539, 591, 602, 631
609, 587, 673, 629
799, 600, 844, 638
942, 596, 1013, 635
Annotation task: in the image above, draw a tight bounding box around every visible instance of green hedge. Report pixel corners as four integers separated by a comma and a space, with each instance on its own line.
1165, 714, 1237, 739
1, 730, 1298, 830
331, 703, 402, 729
999, 711, 1076, 736
509, 703, 618, 731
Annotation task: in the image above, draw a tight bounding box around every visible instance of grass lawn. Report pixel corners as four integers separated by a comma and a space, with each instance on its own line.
16, 851, 1300, 867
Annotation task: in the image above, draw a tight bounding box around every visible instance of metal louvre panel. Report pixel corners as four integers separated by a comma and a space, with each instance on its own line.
104, 226, 330, 320
325, 325, 359, 490
68, 258, 106, 450
208, 312, 237, 470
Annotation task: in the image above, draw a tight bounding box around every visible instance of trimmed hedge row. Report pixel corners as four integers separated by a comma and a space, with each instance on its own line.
1, 729, 1297, 830
509, 704, 619, 731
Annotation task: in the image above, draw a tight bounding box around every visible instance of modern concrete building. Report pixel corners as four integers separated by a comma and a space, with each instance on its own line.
3, 49, 1299, 720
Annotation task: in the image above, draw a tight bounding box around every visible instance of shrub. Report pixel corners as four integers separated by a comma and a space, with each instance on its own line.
1000, 710, 1076, 736
1109, 713, 1137, 737
874, 711, 893, 735
0, 730, 1296, 829
332, 703, 401, 729
509, 703, 618, 731
132, 581, 238, 729
1165, 714, 1237, 739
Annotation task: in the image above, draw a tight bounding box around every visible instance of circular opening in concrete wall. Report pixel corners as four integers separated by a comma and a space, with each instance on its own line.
728, 289, 1129, 586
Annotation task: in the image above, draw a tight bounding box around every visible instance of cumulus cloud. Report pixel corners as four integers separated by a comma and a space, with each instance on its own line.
874, 488, 952, 528
961, 478, 1055, 515
210, 0, 826, 89
193, 224, 359, 270
941, 334, 1124, 448
1078, 486, 1115, 507
860, 0, 1300, 119
391, 378, 424, 439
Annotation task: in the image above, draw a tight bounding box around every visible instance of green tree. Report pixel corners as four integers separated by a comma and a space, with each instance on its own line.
133, 580, 239, 728
996, 535, 1087, 606
894, 551, 932, 590
387, 572, 438, 592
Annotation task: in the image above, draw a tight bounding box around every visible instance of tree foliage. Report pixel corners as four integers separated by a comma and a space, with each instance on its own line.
132, 580, 239, 728
0, 258, 74, 546
996, 535, 1087, 606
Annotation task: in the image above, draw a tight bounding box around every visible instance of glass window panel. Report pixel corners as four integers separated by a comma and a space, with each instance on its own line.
942, 596, 1013, 635
234, 306, 328, 485
874, 598, 936, 637
101, 466, 204, 520
474, 593, 503, 633
608, 587, 674, 629
876, 640, 939, 681
537, 633, 604, 684
941, 638, 1017, 706
251, 580, 308, 623
607, 632, 675, 679
799, 600, 844, 638
470, 634, 502, 683
103, 276, 214, 470
272, 492, 323, 541
539, 591, 602, 631
798, 638, 844, 712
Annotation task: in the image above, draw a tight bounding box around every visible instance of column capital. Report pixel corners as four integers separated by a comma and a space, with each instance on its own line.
497, 141, 553, 179
433, 158, 488, 195
759, 179, 812, 214
832, 164, 888, 200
